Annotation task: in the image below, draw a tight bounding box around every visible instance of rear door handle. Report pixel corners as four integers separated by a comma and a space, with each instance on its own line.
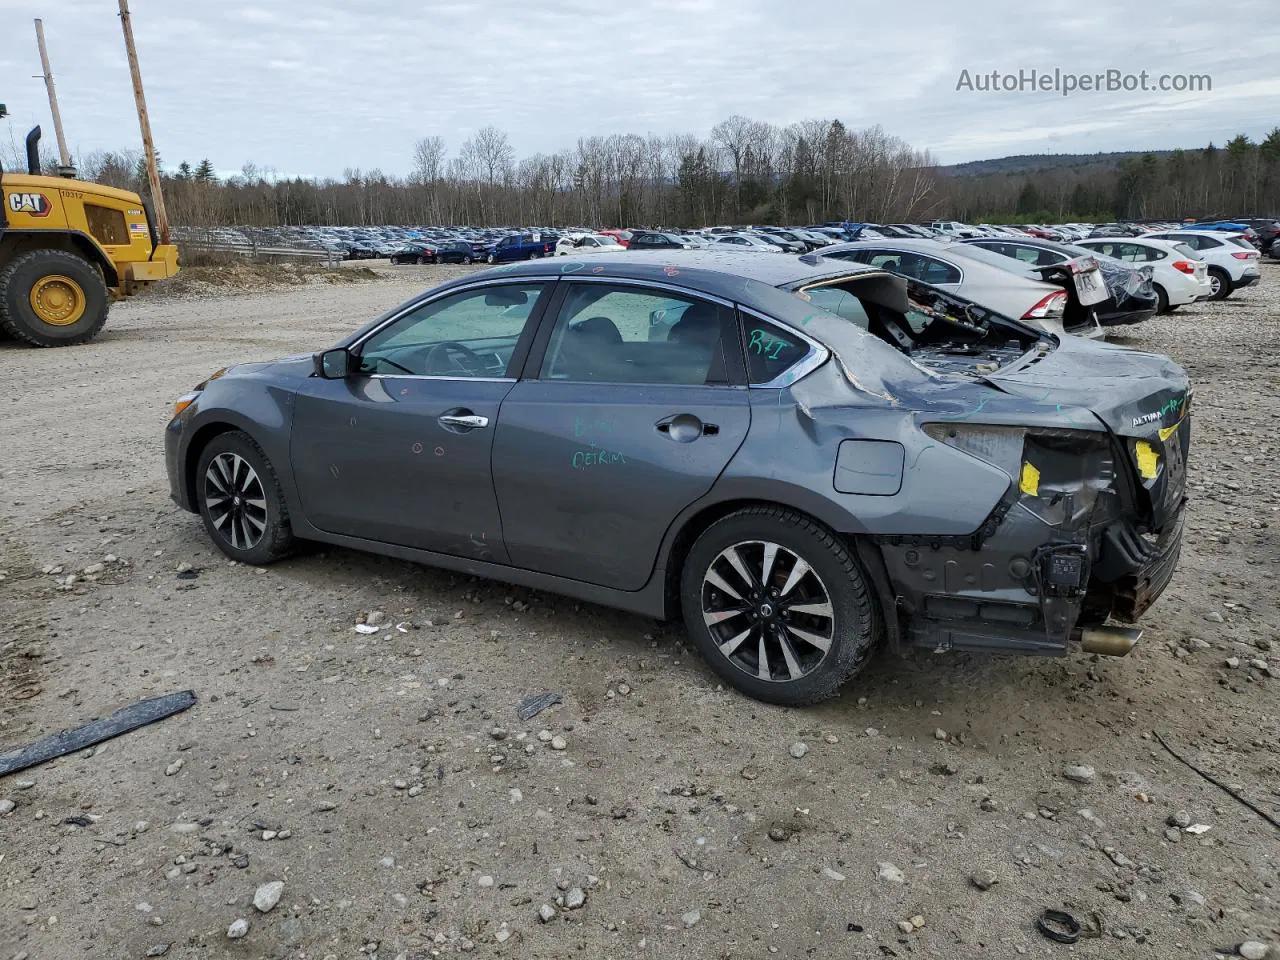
656, 413, 717, 443
438, 413, 489, 429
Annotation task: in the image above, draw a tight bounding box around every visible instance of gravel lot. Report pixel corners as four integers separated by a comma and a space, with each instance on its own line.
2, 261, 1278, 960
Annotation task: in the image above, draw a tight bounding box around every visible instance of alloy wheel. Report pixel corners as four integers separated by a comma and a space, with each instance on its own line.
700, 540, 835, 682
1209, 272, 1222, 297
203, 452, 268, 550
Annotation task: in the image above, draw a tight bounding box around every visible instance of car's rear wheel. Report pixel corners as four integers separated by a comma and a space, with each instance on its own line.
528, 251, 541, 259
462, 256, 473, 264
1153, 283, 1169, 313
680, 506, 879, 705
1207, 267, 1231, 300
195, 431, 294, 565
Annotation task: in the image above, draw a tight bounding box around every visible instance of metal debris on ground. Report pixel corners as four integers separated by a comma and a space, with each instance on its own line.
1036, 909, 1082, 944
517, 692, 562, 721
0, 690, 197, 778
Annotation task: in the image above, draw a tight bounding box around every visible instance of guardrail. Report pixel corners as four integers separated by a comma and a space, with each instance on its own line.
175, 235, 343, 267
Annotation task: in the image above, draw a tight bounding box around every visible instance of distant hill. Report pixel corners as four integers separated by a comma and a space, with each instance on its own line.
941, 151, 1176, 177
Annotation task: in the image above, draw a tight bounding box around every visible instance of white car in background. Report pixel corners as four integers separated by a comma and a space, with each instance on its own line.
1076, 237, 1211, 312
554, 233, 627, 256
818, 238, 1105, 338
1140, 229, 1261, 300
710, 232, 783, 253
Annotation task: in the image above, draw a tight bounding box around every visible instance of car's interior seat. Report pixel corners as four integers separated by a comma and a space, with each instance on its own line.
667, 302, 726, 383
556, 315, 622, 380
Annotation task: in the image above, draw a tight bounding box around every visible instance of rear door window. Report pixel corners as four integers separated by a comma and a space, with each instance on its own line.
538, 284, 733, 385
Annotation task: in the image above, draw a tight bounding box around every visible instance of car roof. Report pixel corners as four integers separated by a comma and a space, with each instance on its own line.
473, 249, 883, 293
1146, 229, 1244, 239
815, 237, 1051, 281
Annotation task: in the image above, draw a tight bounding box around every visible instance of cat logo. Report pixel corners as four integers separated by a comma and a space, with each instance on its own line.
7, 192, 52, 217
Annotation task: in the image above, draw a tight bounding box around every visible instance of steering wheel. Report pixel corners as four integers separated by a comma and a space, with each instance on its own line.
424, 341, 487, 376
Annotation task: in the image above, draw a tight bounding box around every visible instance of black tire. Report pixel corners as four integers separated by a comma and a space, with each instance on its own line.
462, 256, 473, 265
195, 430, 294, 565
1207, 266, 1232, 300
1153, 283, 1169, 314
0, 249, 110, 347
486, 253, 497, 264
679, 506, 880, 705
528, 251, 540, 260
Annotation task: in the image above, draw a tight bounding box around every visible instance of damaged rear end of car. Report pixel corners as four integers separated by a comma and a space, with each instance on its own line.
770, 270, 1190, 662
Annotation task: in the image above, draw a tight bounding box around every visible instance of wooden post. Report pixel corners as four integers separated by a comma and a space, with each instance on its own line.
33, 19, 72, 171
117, 0, 170, 244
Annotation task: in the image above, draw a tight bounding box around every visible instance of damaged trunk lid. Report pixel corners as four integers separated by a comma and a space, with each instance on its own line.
982, 335, 1190, 529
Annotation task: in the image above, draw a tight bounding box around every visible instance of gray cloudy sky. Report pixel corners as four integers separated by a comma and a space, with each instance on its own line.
1, 0, 1277, 178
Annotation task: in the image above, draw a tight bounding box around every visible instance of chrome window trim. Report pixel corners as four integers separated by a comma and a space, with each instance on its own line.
554, 274, 735, 309
738, 306, 830, 390
368, 374, 515, 383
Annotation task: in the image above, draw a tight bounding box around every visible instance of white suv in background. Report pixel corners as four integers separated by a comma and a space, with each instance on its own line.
1141, 229, 1261, 300
1076, 236, 1212, 312
928, 220, 982, 238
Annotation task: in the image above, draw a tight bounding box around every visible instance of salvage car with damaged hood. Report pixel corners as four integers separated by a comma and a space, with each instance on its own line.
165, 250, 1190, 705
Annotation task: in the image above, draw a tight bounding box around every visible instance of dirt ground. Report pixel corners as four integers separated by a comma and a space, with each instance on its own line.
1, 260, 1278, 960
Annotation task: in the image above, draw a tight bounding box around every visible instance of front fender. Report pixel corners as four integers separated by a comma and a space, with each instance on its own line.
168, 378, 301, 522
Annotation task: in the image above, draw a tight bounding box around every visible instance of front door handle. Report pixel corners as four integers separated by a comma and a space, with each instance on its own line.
438, 413, 489, 429
656, 413, 717, 443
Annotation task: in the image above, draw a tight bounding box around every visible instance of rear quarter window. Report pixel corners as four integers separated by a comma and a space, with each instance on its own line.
742, 318, 809, 385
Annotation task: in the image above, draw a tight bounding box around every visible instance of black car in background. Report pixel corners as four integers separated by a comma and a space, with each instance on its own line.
628, 231, 693, 251
390, 243, 437, 264
1230, 218, 1280, 254
434, 240, 477, 264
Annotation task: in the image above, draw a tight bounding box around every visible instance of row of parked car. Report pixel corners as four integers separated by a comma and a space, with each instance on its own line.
395, 221, 1259, 340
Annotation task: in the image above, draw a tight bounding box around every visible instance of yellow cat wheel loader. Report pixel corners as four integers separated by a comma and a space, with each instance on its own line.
0, 125, 179, 347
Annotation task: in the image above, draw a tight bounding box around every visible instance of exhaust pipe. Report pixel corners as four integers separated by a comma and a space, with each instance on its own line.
1077, 625, 1143, 657
26, 126, 42, 175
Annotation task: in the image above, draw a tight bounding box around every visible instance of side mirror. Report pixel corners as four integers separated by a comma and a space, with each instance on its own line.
314, 347, 352, 379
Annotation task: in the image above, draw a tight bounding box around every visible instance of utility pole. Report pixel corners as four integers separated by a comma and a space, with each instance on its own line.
33, 18, 73, 175
117, 0, 169, 243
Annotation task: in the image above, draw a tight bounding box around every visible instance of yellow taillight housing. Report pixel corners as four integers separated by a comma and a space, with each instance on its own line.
1134, 440, 1160, 480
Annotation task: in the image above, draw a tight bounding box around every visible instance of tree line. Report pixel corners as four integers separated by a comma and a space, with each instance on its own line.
6, 116, 1278, 227
940, 130, 1280, 223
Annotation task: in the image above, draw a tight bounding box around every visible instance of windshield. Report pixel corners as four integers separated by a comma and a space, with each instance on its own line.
595, 236, 621, 246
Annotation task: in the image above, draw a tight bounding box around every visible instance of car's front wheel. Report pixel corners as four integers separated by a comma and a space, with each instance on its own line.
195, 431, 294, 565
680, 506, 879, 705
486, 253, 497, 264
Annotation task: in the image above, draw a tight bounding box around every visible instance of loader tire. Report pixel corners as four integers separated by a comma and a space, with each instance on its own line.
0, 249, 111, 347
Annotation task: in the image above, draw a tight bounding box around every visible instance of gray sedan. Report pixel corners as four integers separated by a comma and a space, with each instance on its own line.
166, 251, 1190, 705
